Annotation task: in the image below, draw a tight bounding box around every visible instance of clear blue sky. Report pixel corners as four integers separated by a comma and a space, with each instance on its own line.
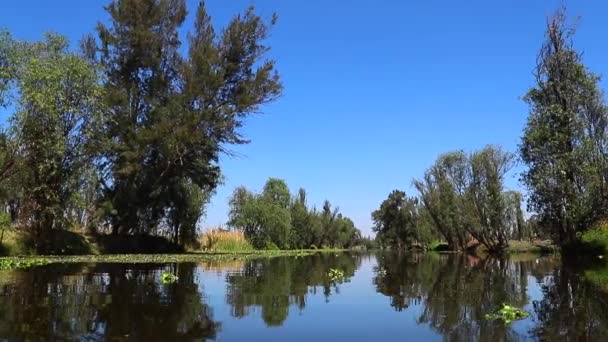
2, 1, 608, 236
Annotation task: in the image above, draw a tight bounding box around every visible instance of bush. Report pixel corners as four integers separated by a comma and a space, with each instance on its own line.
199, 229, 253, 252
579, 220, 608, 255
264, 241, 279, 250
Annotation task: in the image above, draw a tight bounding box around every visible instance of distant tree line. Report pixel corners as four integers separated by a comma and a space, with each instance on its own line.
374, 8, 608, 253
228, 178, 363, 249
0, 0, 282, 253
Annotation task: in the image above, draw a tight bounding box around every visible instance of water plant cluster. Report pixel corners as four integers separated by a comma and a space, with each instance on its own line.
328, 268, 345, 281
161, 272, 179, 284
485, 304, 530, 324
0, 257, 49, 270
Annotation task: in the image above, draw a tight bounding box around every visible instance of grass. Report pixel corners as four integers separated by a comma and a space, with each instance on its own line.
506, 240, 557, 254
578, 220, 608, 255
198, 229, 254, 252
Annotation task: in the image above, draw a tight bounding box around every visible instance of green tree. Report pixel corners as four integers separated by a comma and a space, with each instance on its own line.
372, 190, 426, 249
228, 179, 360, 249
520, 8, 608, 247
467, 146, 515, 252
228, 179, 292, 249
414, 151, 470, 250
290, 188, 314, 248
6, 33, 101, 252
89, 0, 282, 241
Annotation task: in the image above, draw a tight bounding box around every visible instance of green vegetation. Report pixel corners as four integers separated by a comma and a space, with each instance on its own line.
327, 268, 345, 281
228, 178, 364, 250
375, 146, 527, 253
0, 0, 282, 255
519, 8, 608, 251
373, 8, 608, 255
578, 220, 608, 255
485, 304, 530, 324
199, 229, 254, 252
0, 250, 337, 268
161, 272, 179, 284
0, 257, 49, 270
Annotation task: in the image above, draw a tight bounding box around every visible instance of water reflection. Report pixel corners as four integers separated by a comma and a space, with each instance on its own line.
532, 258, 608, 340
0, 253, 608, 341
0, 263, 218, 341
225, 253, 360, 326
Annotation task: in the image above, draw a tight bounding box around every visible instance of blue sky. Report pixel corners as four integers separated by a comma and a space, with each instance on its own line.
2, 1, 608, 236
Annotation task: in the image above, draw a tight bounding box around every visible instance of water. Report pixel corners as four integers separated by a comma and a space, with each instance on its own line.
1, 253, 607, 341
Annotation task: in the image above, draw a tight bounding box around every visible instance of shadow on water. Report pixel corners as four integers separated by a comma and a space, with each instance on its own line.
1, 252, 608, 340
373, 251, 608, 341
0, 263, 219, 341
225, 252, 361, 326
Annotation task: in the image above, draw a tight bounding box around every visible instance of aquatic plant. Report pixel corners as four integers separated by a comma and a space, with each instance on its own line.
328, 268, 345, 281
161, 272, 179, 284
485, 304, 530, 324
0, 257, 50, 270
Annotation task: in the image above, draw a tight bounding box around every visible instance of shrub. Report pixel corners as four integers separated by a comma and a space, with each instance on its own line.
579, 220, 608, 255
199, 229, 254, 252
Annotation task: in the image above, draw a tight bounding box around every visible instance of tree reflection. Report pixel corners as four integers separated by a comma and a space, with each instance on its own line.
0, 263, 219, 341
374, 253, 543, 341
225, 253, 361, 326
532, 259, 608, 340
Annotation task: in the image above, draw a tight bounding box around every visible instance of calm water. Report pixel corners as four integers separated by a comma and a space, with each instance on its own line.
1, 253, 608, 341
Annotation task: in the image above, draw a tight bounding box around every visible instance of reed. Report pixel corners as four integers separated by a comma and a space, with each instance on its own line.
199, 228, 254, 252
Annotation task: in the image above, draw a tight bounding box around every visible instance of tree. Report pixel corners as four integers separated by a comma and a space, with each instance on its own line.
228, 179, 291, 249
410, 146, 521, 252
520, 8, 608, 247
228, 179, 361, 249
89, 0, 282, 240
372, 190, 425, 249
467, 146, 515, 252
413, 151, 471, 250
5, 33, 101, 252
290, 188, 314, 248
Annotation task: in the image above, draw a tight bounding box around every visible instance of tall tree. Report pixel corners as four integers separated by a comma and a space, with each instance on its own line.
520, 8, 608, 247
6, 33, 101, 252
414, 151, 470, 250
90, 0, 282, 239
467, 146, 515, 252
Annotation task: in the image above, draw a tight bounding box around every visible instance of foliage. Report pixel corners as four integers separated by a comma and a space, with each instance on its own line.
0, 257, 49, 270
327, 268, 345, 281
161, 272, 179, 284
88, 0, 282, 245
409, 146, 521, 252
199, 228, 253, 252
485, 304, 530, 324
578, 220, 608, 255
228, 178, 361, 250
0, 33, 101, 253
520, 8, 608, 248
372, 190, 432, 249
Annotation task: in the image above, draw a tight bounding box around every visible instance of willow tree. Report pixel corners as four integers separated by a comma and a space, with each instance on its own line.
88, 0, 282, 242
520, 8, 608, 247
413, 151, 471, 250
467, 146, 515, 252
